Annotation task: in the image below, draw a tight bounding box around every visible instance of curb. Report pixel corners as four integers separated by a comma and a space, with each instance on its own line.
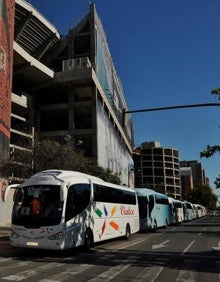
0, 226, 11, 238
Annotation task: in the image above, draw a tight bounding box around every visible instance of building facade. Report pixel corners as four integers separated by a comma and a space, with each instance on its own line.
0, 0, 14, 159
134, 141, 181, 199
2, 0, 134, 187
180, 167, 193, 199
180, 160, 208, 188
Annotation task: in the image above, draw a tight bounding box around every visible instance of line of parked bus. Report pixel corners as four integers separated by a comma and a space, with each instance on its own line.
135, 188, 206, 232
8, 170, 206, 250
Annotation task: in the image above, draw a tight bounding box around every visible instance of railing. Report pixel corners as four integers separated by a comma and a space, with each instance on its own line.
62, 57, 92, 71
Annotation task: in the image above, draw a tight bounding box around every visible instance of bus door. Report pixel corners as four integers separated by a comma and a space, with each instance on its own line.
137, 196, 149, 231
148, 194, 155, 228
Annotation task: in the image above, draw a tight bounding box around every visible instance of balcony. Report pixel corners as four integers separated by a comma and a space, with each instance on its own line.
62, 57, 92, 71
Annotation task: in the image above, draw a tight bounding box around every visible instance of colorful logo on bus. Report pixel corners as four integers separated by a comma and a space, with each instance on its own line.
94, 204, 134, 238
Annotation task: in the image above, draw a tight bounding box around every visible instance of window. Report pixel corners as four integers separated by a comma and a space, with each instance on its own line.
40, 109, 68, 131
93, 184, 136, 205
12, 185, 63, 227
155, 194, 169, 205
65, 184, 90, 222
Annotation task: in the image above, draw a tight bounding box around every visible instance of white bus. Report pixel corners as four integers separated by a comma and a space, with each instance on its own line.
168, 197, 184, 224
182, 201, 194, 221
135, 188, 171, 231
10, 170, 139, 250
194, 204, 205, 218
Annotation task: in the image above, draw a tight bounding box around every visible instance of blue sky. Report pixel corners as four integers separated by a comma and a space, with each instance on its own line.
29, 0, 220, 195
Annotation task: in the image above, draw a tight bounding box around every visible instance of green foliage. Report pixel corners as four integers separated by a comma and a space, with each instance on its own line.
211, 88, 220, 96
0, 139, 121, 185
214, 176, 220, 189
33, 140, 88, 173
185, 184, 217, 210
200, 90, 220, 188
200, 145, 220, 158
0, 150, 32, 180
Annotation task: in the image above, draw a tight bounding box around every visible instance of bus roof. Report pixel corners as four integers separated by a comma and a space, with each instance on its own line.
20, 170, 135, 192
134, 188, 168, 198
20, 170, 104, 187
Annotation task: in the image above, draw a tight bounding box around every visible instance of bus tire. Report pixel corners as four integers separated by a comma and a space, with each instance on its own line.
83, 228, 93, 250
125, 224, 131, 240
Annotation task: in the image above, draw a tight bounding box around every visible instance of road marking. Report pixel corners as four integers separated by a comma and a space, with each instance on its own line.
38, 280, 61, 282
133, 257, 168, 282
212, 242, 220, 251
133, 266, 164, 281
176, 270, 197, 282
152, 240, 169, 250
181, 240, 195, 254
38, 264, 93, 282
87, 257, 136, 282
113, 239, 146, 252
2, 262, 63, 281
0, 257, 13, 263
0, 261, 29, 270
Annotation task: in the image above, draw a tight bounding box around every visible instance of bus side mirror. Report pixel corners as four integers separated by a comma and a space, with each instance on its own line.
4, 184, 20, 202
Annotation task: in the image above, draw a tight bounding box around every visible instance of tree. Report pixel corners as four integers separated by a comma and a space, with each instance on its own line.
33, 139, 88, 173
185, 184, 218, 210
0, 149, 32, 180
200, 89, 220, 188
0, 139, 121, 185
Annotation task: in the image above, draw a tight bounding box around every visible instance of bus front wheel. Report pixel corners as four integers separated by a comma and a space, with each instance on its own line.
83, 228, 93, 250
125, 224, 131, 240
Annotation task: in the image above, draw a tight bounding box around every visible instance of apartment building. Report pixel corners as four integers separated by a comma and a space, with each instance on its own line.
180, 160, 208, 188
133, 141, 181, 199
1, 0, 134, 187
180, 167, 193, 199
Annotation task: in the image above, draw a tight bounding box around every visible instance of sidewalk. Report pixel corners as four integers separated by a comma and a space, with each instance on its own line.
0, 226, 10, 254
0, 226, 11, 239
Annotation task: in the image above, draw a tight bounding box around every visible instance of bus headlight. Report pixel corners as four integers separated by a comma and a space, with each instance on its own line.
47, 231, 64, 240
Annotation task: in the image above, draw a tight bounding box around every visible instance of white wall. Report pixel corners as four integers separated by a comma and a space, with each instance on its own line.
96, 100, 133, 186
0, 179, 14, 226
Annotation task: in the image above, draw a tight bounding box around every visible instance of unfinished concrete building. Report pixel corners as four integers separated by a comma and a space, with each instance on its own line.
134, 141, 181, 199
10, 0, 134, 186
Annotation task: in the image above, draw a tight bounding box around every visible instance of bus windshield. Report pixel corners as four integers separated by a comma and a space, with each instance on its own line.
12, 185, 63, 228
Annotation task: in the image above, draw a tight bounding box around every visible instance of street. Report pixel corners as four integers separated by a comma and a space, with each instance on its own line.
0, 216, 220, 281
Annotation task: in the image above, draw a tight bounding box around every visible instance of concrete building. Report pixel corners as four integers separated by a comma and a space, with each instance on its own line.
133, 141, 181, 199
180, 160, 208, 188
0, 0, 134, 224
11, 1, 134, 185
180, 167, 193, 199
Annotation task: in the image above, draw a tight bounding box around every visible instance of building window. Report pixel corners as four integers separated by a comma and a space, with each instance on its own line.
40, 110, 68, 131
74, 107, 92, 129
74, 86, 92, 101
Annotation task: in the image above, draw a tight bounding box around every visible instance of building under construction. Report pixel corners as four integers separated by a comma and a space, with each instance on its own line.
133, 141, 181, 199
1, 0, 134, 188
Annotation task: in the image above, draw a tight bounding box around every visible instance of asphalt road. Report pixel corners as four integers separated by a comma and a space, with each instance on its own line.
0, 216, 219, 281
